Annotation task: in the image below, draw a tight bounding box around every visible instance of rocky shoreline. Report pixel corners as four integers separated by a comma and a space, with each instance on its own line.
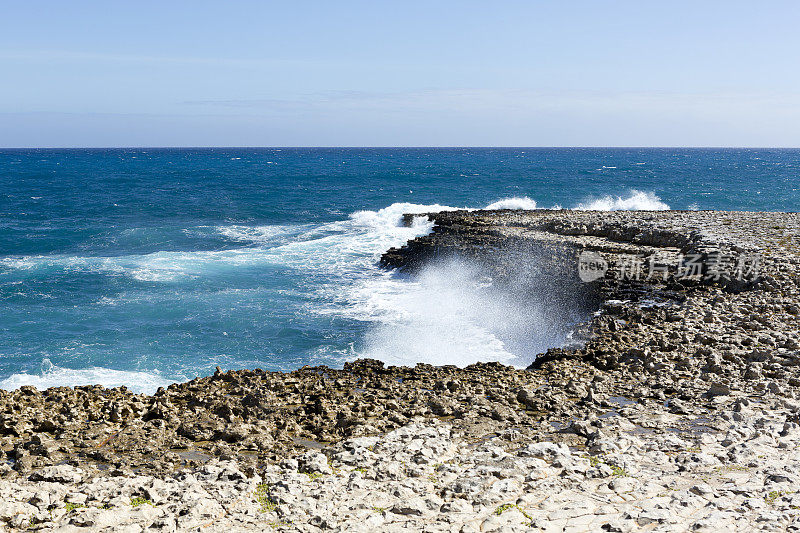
1, 209, 798, 532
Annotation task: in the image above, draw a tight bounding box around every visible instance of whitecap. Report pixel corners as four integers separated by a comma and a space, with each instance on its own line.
484, 197, 537, 210
348, 202, 465, 229
263, 202, 463, 274
0, 360, 175, 394
575, 190, 670, 211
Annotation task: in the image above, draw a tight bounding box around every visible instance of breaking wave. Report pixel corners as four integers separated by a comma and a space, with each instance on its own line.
484, 197, 538, 210
0, 360, 173, 395
0, 189, 669, 391
575, 190, 670, 211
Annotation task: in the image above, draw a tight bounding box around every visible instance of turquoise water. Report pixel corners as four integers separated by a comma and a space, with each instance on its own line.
1, 148, 798, 392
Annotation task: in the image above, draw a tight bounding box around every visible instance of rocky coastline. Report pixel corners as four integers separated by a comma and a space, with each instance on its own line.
1, 209, 799, 532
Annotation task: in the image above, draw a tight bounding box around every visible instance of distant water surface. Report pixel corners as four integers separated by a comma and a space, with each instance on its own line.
0, 148, 797, 392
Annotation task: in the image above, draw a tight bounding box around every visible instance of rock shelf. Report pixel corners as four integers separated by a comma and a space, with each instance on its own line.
0, 210, 798, 532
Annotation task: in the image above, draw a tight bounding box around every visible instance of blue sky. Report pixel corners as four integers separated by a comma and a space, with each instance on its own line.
1, 1, 799, 147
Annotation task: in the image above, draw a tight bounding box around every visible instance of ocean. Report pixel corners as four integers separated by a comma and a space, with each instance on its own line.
1, 148, 798, 393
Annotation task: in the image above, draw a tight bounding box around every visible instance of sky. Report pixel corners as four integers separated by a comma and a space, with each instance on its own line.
1, 1, 799, 147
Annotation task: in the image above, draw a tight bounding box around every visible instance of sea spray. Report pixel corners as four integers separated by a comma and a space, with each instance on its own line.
0, 358, 173, 394
359, 253, 593, 368
576, 190, 670, 211
0, 189, 671, 392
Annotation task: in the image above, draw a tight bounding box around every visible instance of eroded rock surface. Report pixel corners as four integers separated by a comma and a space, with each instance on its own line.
0, 209, 798, 531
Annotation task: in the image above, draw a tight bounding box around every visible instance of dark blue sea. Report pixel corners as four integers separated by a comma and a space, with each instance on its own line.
1, 148, 798, 392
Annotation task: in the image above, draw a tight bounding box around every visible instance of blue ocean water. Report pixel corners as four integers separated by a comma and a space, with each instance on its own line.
1, 148, 798, 392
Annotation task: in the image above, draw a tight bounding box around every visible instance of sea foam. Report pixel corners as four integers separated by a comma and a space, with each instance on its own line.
338, 191, 670, 369
0, 190, 670, 391
484, 197, 538, 210
575, 190, 670, 211
0, 360, 173, 395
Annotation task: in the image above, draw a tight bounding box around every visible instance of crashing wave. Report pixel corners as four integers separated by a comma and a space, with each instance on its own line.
0, 359, 173, 395
575, 190, 670, 211
484, 197, 538, 210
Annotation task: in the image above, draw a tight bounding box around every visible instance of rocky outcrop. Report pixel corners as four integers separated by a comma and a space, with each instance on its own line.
0, 209, 798, 531
382, 210, 798, 379
6, 405, 800, 531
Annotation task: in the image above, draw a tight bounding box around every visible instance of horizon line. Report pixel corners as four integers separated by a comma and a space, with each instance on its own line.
2, 146, 800, 150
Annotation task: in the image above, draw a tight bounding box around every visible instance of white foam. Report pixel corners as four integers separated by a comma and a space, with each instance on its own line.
484, 197, 537, 210
1, 204, 459, 284
1, 193, 668, 283
261, 202, 465, 273
354, 259, 576, 367
356, 263, 515, 366
334, 193, 670, 368
348, 202, 465, 229
215, 224, 313, 245
0, 360, 174, 394
2, 247, 284, 282
575, 190, 670, 211
1, 193, 673, 388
